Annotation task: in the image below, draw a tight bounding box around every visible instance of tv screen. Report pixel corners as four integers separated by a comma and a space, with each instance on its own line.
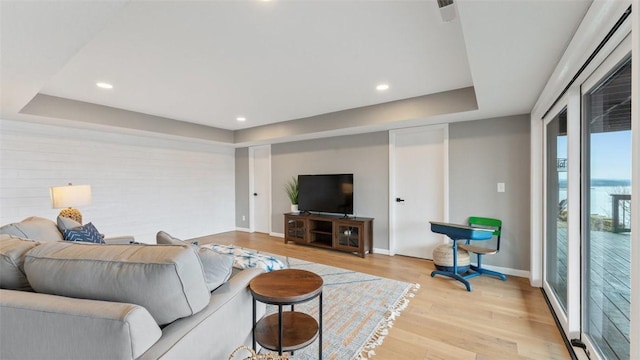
298, 174, 353, 215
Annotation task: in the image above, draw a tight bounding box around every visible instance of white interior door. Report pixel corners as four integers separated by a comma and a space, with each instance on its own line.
390, 125, 448, 259
250, 145, 271, 234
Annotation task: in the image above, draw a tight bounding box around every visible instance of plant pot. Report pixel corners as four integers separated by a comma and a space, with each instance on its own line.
290, 204, 299, 214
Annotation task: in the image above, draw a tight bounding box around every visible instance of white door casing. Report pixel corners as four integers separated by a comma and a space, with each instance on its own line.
249, 145, 271, 234
389, 125, 449, 259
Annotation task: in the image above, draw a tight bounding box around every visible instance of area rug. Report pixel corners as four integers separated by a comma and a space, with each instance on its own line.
258, 254, 419, 360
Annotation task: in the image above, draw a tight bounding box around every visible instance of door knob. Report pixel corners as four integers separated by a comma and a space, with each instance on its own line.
253, 193, 258, 196
396, 197, 405, 202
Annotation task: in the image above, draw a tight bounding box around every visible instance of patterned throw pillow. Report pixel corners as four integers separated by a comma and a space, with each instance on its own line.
62, 222, 104, 244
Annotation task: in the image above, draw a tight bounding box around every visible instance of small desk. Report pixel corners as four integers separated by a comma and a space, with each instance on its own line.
249, 269, 323, 358
429, 221, 494, 291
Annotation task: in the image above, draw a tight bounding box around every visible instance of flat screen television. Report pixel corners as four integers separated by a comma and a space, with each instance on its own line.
298, 174, 353, 215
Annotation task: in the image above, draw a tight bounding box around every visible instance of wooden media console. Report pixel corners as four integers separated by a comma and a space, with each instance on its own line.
284, 213, 373, 258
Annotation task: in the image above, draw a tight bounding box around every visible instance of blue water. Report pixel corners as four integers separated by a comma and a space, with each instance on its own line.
559, 185, 631, 216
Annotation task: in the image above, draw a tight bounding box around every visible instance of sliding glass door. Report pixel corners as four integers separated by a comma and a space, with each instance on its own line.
545, 108, 569, 312
541, 28, 632, 359
582, 57, 632, 360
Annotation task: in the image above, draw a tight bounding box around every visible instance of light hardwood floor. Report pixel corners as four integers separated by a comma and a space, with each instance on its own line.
194, 231, 570, 360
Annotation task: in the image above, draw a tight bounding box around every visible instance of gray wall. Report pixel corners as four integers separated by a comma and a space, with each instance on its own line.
449, 115, 531, 270
270, 132, 390, 249
235, 147, 250, 229
234, 114, 531, 271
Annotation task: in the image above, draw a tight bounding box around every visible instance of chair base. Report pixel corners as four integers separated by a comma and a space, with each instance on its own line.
469, 265, 507, 281
431, 270, 474, 291
430, 265, 506, 292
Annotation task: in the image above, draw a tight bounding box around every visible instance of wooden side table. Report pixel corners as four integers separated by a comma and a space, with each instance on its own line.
249, 269, 323, 359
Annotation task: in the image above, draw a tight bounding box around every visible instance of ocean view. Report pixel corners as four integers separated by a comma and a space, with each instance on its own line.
559, 179, 631, 217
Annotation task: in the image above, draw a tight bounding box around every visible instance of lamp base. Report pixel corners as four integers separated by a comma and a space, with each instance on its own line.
58, 208, 83, 224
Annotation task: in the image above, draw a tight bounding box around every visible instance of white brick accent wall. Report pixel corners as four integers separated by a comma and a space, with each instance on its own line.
0, 119, 235, 243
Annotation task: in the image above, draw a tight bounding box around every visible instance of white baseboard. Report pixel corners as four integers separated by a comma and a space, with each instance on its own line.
235, 227, 251, 232
270, 232, 284, 238
481, 264, 530, 278
373, 248, 390, 255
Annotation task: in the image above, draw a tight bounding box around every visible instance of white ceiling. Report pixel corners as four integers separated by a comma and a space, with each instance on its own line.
1, 0, 592, 138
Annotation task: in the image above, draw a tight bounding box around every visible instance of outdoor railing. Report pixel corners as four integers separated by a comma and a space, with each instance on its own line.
611, 194, 631, 233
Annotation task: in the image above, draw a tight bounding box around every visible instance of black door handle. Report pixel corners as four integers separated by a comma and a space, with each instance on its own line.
396, 197, 405, 202
253, 193, 258, 196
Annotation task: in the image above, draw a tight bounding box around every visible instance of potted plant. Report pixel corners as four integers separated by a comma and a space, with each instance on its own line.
284, 177, 299, 213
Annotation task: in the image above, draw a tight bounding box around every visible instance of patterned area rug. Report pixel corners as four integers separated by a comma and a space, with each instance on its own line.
261, 255, 419, 360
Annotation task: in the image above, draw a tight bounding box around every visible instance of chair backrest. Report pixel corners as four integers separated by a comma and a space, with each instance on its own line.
468, 216, 502, 251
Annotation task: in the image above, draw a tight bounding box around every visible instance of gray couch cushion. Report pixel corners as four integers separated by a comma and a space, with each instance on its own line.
24, 241, 210, 325
0, 289, 162, 360
0, 235, 40, 291
138, 268, 265, 360
157, 231, 233, 291
0, 216, 63, 241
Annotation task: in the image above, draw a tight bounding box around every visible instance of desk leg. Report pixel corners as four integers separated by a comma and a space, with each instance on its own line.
319, 292, 323, 360
291, 300, 296, 355
252, 298, 256, 351
453, 240, 458, 274
278, 304, 283, 356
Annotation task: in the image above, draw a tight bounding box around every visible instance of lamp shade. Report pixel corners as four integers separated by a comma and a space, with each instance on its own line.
50, 184, 92, 209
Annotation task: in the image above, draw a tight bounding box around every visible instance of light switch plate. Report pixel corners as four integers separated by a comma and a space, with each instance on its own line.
497, 182, 506, 192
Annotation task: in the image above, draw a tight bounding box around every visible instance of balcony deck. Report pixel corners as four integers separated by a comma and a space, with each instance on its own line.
555, 227, 630, 359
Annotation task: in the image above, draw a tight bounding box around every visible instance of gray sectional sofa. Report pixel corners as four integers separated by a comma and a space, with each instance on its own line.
0, 217, 265, 359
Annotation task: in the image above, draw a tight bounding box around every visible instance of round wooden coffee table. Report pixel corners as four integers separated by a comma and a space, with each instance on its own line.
250, 269, 323, 359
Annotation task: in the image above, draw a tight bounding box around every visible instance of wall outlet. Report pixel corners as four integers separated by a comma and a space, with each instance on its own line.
242, 215, 246, 221
497, 182, 506, 193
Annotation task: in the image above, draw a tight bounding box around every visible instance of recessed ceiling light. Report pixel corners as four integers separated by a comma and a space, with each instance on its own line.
376, 83, 389, 91
236, 117, 246, 122
96, 82, 113, 89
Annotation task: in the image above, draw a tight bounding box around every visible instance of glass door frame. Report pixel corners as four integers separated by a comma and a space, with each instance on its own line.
579, 34, 632, 360
542, 90, 582, 340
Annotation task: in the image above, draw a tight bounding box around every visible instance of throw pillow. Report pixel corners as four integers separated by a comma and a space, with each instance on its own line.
156, 231, 233, 291
62, 222, 104, 244
197, 247, 233, 291
156, 230, 190, 246
56, 216, 82, 231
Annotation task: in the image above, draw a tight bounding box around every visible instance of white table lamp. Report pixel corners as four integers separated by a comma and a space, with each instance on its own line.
50, 183, 92, 223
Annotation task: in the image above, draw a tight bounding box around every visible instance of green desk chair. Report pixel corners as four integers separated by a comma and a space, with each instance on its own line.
458, 217, 507, 281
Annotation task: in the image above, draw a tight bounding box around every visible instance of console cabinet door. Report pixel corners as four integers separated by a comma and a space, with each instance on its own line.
285, 216, 307, 243
334, 221, 363, 253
